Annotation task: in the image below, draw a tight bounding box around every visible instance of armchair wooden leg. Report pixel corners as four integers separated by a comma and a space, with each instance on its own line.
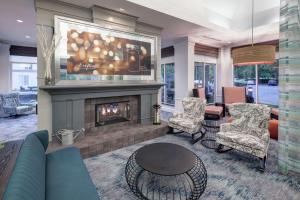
259, 156, 267, 172
216, 144, 224, 152
167, 127, 174, 134
215, 144, 233, 153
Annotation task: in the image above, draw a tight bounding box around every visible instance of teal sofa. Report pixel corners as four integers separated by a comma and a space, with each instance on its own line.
3, 130, 99, 200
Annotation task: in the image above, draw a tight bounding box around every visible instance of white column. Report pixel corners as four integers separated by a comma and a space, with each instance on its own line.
174, 37, 195, 111
216, 46, 233, 101
0, 43, 11, 92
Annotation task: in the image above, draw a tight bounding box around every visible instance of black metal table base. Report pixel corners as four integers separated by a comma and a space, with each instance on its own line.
201, 128, 219, 149
125, 151, 207, 200
201, 139, 219, 149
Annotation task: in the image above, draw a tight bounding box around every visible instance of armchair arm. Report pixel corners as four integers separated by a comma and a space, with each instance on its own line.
193, 116, 204, 126
171, 112, 183, 119
2, 106, 17, 114
220, 121, 244, 132
261, 131, 270, 145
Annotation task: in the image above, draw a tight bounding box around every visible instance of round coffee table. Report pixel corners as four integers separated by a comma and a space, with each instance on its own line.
125, 143, 207, 200
201, 120, 222, 149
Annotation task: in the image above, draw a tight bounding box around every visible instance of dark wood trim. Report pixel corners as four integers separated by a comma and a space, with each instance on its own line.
161, 46, 174, 58
10, 45, 37, 57
194, 43, 219, 57
231, 40, 279, 53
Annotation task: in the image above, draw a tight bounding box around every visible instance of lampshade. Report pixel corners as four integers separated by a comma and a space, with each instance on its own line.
232, 45, 276, 65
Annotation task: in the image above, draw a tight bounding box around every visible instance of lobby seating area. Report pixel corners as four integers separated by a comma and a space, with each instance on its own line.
0, 0, 300, 200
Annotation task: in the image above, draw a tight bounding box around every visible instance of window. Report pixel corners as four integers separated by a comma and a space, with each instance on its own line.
194, 62, 204, 88
233, 62, 279, 106
233, 65, 256, 102
19, 75, 29, 86
11, 56, 37, 91
161, 63, 175, 105
194, 62, 216, 103
258, 63, 279, 106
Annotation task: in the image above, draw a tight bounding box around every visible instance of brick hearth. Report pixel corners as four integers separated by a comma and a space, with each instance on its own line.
47, 122, 169, 158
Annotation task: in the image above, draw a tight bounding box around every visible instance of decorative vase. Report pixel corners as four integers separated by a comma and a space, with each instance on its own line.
44, 57, 53, 86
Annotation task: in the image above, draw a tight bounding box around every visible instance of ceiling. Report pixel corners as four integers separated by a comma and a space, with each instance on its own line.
0, 0, 280, 48
0, 0, 36, 47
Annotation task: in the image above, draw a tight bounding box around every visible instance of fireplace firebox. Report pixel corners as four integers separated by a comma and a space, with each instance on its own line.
95, 101, 131, 126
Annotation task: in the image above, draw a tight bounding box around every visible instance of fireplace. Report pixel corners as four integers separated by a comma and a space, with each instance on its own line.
95, 101, 131, 126
85, 95, 139, 133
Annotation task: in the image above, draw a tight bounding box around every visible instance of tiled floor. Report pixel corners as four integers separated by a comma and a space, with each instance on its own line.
0, 114, 37, 142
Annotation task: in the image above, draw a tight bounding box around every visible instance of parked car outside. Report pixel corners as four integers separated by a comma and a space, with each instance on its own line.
247, 80, 255, 85
268, 79, 278, 86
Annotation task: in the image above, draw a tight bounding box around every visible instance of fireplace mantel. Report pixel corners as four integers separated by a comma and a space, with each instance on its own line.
40, 81, 163, 134
39, 82, 163, 95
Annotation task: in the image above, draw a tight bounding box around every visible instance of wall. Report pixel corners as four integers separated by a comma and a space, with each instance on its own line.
0, 43, 11, 92
35, 0, 162, 139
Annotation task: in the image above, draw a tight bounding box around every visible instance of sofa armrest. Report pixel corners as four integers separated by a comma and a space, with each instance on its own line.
33, 130, 49, 151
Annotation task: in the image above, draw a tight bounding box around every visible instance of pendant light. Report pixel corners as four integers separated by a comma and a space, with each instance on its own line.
232, 0, 275, 65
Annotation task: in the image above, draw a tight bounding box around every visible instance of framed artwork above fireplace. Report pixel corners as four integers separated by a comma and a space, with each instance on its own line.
54, 16, 157, 83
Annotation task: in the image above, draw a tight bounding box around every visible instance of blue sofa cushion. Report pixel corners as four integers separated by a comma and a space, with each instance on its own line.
3, 134, 46, 200
46, 147, 99, 200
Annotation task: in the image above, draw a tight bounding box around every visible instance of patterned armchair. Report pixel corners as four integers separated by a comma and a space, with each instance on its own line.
168, 97, 206, 143
1, 93, 34, 116
216, 103, 271, 171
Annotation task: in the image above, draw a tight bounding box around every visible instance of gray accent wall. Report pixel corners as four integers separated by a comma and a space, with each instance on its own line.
35, 0, 162, 139
40, 83, 162, 133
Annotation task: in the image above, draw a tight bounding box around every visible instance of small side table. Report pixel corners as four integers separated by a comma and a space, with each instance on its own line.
125, 143, 207, 199
201, 120, 222, 149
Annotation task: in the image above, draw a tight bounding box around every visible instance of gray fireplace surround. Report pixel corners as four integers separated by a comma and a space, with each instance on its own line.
40, 82, 163, 134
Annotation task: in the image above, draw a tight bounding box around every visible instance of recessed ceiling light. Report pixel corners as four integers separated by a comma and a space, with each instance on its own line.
16, 19, 23, 23
25, 35, 31, 39
119, 8, 125, 12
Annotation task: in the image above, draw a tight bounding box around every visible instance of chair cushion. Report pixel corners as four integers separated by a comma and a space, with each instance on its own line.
46, 147, 99, 200
268, 119, 278, 140
205, 105, 223, 115
3, 134, 46, 200
217, 131, 265, 151
16, 106, 32, 114
271, 108, 279, 117
223, 87, 246, 104
197, 88, 206, 100
169, 116, 198, 130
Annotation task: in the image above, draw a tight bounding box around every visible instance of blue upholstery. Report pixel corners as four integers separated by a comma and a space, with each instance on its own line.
3, 130, 99, 200
46, 147, 99, 200
3, 134, 46, 200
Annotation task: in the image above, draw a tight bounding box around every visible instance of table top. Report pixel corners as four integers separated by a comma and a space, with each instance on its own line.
135, 143, 196, 176
202, 119, 223, 128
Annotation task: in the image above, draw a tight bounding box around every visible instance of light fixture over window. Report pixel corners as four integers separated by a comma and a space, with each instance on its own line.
232, 0, 275, 65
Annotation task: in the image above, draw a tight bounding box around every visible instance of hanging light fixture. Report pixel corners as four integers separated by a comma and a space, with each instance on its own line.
232, 0, 275, 65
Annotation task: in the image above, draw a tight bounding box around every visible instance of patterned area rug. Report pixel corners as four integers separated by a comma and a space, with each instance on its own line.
84, 134, 300, 200
0, 114, 37, 142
